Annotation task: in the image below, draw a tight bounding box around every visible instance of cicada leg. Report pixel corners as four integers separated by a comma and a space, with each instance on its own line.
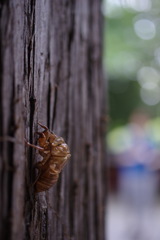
24, 139, 44, 151
35, 154, 51, 169
35, 132, 45, 137
38, 122, 49, 131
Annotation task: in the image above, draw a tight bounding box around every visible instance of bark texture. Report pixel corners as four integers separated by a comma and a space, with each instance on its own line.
0, 0, 105, 239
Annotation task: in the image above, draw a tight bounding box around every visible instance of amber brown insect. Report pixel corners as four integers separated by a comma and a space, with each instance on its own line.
25, 123, 71, 193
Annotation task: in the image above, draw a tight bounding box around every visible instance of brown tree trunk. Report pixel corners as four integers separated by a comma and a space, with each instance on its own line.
0, 0, 106, 239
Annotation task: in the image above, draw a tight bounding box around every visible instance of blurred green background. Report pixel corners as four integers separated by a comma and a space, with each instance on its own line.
103, 0, 160, 130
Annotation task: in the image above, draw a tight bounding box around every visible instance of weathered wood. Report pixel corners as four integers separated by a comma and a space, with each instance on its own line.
0, 0, 105, 239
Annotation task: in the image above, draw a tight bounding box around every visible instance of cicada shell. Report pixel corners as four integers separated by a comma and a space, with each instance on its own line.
25, 123, 71, 193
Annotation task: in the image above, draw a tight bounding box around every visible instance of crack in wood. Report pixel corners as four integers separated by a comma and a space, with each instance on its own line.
47, 81, 51, 128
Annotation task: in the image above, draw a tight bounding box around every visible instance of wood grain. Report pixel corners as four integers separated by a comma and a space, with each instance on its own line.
0, 0, 106, 239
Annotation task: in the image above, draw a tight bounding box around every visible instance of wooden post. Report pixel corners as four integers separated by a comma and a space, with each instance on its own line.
0, 0, 106, 239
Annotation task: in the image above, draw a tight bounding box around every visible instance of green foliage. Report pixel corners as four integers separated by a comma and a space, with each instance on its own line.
103, 3, 160, 130
109, 80, 141, 128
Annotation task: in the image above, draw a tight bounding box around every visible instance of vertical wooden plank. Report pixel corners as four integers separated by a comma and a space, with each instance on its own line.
0, 0, 106, 239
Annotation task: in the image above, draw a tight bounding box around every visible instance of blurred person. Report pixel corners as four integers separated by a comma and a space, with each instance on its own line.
108, 109, 160, 240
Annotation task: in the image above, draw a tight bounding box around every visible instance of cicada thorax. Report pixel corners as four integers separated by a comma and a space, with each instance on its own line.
51, 143, 71, 168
